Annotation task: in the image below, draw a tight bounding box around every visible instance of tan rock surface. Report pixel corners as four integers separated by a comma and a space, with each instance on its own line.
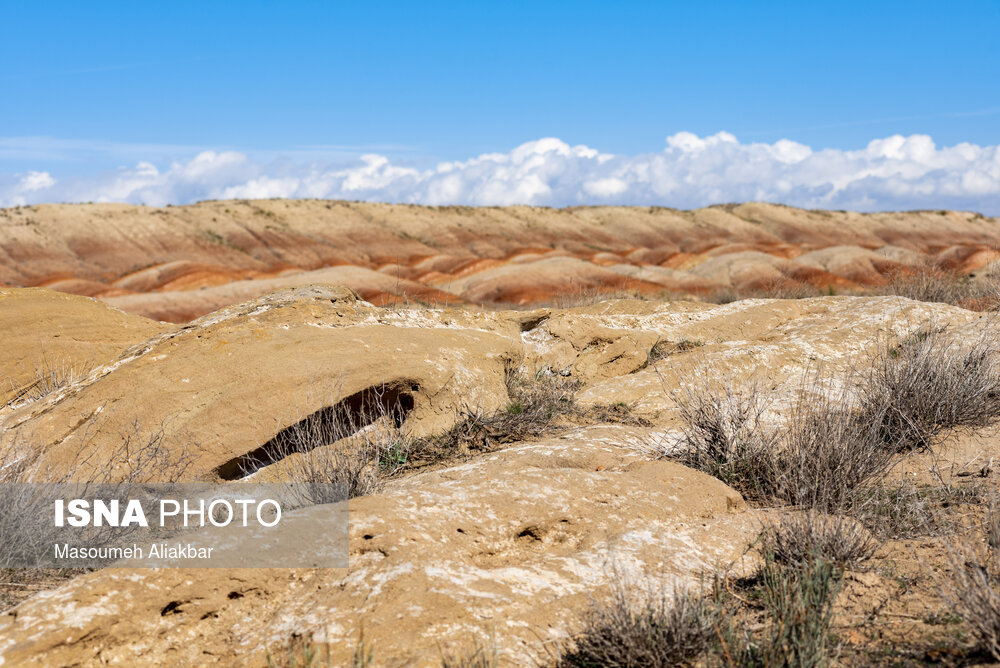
1, 285, 997, 666
523, 296, 986, 424
0, 288, 166, 406
0, 429, 754, 667
2, 285, 520, 481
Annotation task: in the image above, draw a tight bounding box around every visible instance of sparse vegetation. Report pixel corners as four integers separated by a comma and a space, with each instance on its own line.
668, 325, 1000, 512
561, 578, 718, 668
852, 480, 986, 540
857, 326, 1000, 453
646, 339, 704, 365
3, 357, 93, 408
944, 498, 1000, 660
0, 420, 195, 607
707, 281, 829, 304
227, 384, 415, 499
411, 370, 580, 462
440, 632, 499, 668
761, 512, 878, 571
266, 637, 335, 668
713, 512, 872, 668
656, 323, 1000, 664
668, 379, 782, 504
879, 266, 1000, 310
585, 401, 653, 426
747, 544, 844, 668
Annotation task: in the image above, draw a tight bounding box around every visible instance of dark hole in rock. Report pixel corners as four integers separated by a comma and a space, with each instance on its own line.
161, 601, 184, 616
215, 382, 416, 480
516, 526, 545, 542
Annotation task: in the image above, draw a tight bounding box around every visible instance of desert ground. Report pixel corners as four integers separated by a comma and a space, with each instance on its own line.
3, 201, 1000, 665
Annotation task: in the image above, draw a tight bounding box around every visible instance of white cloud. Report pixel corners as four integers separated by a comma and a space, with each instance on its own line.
19, 171, 55, 191
2, 132, 999, 213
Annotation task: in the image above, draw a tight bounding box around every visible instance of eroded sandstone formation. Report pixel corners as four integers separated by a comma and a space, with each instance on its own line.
2, 201, 997, 322
2, 282, 997, 665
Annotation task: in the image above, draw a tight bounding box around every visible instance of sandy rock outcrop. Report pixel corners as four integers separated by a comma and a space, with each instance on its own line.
561, 296, 986, 423
0, 428, 754, 667
0, 288, 166, 406
1, 286, 996, 666
2, 285, 521, 481
106, 265, 463, 322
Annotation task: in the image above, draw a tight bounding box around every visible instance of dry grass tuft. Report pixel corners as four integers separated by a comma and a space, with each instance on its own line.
560, 579, 718, 668
944, 497, 1000, 661
414, 370, 580, 461
852, 480, 986, 540
439, 633, 499, 668
761, 512, 878, 571
232, 386, 414, 499
857, 327, 1000, 453
668, 380, 782, 504
880, 266, 1000, 310
3, 357, 93, 408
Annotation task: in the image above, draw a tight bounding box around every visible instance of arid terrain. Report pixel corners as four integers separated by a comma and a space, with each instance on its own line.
2, 200, 999, 321
3, 201, 1000, 666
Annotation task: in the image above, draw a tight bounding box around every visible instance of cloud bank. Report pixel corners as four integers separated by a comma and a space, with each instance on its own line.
2, 132, 999, 213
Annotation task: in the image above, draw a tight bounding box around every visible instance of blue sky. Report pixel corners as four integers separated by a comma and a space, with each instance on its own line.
2, 1, 1000, 211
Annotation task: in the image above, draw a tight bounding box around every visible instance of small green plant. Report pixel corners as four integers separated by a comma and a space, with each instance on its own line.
379, 441, 409, 472
756, 551, 842, 668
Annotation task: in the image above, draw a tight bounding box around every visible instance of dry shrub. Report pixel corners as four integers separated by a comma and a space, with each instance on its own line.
853, 481, 986, 540
881, 266, 978, 306
0, 422, 193, 544
761, 512, 878, 571
670, 326, 1000, 513
858, 327, 1000, 453
944, 497, 1000, 660
669, 380, 782, 505
668, 375, 893, 511
0, 420, 194, 599
416, 370, 579, 459
776, 383, 892, 510
561, 579, 718, 668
